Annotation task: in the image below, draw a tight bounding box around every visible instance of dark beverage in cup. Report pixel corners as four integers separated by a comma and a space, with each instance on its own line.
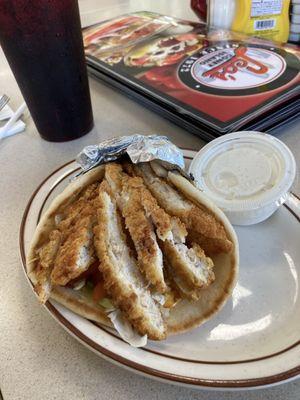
0, 0, 93, 142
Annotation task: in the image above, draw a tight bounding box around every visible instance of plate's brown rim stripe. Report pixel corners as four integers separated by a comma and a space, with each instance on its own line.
292, 192, 300, 202
45, 301, 300, 388
96, 323, 300, 366
19, 158, 300, 388
180, 146, 200, 153
284, 203, 300, 223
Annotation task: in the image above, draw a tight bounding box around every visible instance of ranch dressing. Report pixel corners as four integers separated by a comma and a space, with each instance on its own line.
189, 132, 296, 225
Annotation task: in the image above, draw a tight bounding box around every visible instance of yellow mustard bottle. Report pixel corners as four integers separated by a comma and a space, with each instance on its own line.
231, 0, 290, 43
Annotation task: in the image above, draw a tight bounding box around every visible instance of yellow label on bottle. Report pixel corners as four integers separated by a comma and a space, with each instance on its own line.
231, 0, 290, 43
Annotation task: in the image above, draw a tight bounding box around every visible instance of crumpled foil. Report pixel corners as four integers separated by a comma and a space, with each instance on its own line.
76, 134, 191, 178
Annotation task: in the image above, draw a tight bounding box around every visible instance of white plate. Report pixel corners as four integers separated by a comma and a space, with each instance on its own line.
19, 149, 300, 390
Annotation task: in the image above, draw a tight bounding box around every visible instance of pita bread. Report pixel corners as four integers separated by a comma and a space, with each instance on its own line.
26, 165, 110, 327
26, 163, 239, 338
166, 171, 238, 334
51, 286, 111, 326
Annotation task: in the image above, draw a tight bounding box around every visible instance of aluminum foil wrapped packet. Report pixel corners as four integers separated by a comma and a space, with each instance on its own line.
76, 134, 191, 179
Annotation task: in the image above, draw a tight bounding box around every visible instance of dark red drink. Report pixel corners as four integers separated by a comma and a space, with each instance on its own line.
0, 0, 93, 142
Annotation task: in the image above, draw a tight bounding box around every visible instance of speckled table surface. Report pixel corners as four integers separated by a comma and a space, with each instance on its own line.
0, 1, 299, 399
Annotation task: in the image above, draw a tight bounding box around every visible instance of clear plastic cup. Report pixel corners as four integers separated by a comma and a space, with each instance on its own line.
188, 132, 296, 226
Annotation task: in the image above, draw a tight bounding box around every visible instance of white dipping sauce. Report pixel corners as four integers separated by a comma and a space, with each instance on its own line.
189, 132, 296, 225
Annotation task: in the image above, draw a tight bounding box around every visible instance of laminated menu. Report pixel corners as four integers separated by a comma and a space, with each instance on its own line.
83, 11, 300, 141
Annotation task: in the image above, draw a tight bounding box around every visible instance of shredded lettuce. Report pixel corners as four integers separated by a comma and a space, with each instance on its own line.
80, 282, 93, 298
98, 297, 114, 310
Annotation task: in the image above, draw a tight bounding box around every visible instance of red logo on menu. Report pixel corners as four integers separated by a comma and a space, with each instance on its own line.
202, 46, 269, 81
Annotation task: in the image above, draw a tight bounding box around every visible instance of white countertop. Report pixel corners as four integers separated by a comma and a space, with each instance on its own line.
0, 1, 299, 399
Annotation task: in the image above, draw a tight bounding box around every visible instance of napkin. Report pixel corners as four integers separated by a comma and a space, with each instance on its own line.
0, 103, 26, 138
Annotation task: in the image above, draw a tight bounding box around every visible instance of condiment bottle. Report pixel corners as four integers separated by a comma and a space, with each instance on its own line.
231, 0, 290, 43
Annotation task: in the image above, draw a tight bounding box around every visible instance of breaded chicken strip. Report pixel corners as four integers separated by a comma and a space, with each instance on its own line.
140, 183, 214, 298
105, 163, 167, 293
164, 260, 201, 301
50, 182, 100, 286
163, 242, 214, 293
51, 213, 96, 286
122, 178, 167, 293
133, 163, 232, 254
107, 163, 215, 300
35, 183, 98, 303
186, 230, 232, 255
33, 184, 99, 302
94, 189, 166, 340
105, 163, 123, 195
140, 184, 187, 242
135, 178, 214, 301
55, 183, 99, 233
34, 229, 62, 303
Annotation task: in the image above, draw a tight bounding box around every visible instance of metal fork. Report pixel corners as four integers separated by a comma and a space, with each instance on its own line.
0, 94, 10, 112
